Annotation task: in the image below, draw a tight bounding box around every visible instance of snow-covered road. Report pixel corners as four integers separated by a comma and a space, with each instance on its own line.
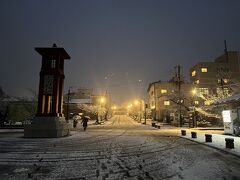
1, 115, 240, 180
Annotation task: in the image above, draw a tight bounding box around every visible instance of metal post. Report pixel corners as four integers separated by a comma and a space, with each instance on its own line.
144, 103, 147, 124
153, 82, 157, 121
66, 87, 70, 122
139, 100, 141, 123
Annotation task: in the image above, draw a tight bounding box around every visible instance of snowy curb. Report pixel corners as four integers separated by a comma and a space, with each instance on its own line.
0, 129, 24, 133
179, 132, 240, 158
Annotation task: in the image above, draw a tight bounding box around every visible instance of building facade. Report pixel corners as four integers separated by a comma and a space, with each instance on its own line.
190, 51, 240, 104
147, 80, 194, 126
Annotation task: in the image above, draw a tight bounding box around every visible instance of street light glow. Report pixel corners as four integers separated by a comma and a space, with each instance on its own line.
100, 97, 105, 103
112, 105, 117, 110
192, 89, 196, 95
127, 104, 132, 108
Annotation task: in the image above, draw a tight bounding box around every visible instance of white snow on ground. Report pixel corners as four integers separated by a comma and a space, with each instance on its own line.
181, 130, 240, 157
0, 115, 240, 180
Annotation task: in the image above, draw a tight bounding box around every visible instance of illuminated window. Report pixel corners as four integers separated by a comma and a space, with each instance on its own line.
191, 70, 196, 77
201, 68, 208, 72
194, 101, 199, 105
204, 101, 210, 105
224, 88, 229, 93
198, 88, 209, 95
164, 101, 170, 106
216, 88, 229, 95
161, 89, 167, 94
195, 80, 199, 84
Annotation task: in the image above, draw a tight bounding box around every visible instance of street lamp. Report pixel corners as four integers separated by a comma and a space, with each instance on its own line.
135, 100, 139, 105
100, 97, 105, 103
111, 105, 117, 110
66, 86, 72, 123
192, 89, 196, 95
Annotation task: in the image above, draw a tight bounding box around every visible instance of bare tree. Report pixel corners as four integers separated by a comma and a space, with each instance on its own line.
0, 87, 9, 126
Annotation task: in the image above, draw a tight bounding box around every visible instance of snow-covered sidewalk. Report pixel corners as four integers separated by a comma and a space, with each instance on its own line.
180, 130, 240, 157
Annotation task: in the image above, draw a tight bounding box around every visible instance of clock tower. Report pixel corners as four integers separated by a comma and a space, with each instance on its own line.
24, 44, 71, 138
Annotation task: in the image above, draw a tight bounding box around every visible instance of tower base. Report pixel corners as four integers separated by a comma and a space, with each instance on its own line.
24, 116, 70, 138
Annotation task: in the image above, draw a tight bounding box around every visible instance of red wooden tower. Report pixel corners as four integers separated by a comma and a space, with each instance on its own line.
24, 44, 71, 138
35, 43, 70, 117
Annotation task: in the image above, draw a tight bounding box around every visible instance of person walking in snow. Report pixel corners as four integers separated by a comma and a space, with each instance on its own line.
81, 116, 89, 131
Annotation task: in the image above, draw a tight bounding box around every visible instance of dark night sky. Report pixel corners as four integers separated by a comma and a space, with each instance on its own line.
1, 0, 240, 103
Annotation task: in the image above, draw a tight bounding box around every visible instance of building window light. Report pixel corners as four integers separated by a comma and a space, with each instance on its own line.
198, 88, 209, 95
204, 101, 210, 105
164, 101, 170, 106
161, 89, 167, 94
201, 68, 208, 72
194, 101, 199, 105
195, 80, 199, 84
191, 70, 196, 77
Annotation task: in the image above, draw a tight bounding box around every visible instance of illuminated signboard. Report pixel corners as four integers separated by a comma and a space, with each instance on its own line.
222, 110, 231, 122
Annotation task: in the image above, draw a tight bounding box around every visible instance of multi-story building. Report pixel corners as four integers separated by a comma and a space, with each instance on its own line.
147, 80, 194, 126
190, 51, 240, 101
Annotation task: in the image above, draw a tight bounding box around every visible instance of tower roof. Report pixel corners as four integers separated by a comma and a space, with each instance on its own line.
35, 44, 70, 59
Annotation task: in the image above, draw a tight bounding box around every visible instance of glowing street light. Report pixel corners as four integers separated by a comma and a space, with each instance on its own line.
135, 100, 139, 105
192, 89, 196, 95
127, 104, 132, 108
111, 105, 117, 110
100, 97, 105, 103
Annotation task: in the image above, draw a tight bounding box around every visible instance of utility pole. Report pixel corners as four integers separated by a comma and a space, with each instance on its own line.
144, 103, 147, 124
153, 82, 157, 121
220, 40, 229, 96
176, 65, 182, 127
66, 87, 71, 122
224, 40, 229, 62
104, 90, 110, 121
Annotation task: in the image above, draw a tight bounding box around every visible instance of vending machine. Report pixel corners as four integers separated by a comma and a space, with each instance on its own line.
222, 109, 240, 135
222, 110, 236, 134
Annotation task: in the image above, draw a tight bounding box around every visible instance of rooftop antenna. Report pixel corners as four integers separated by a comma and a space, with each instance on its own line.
224, 40, 229, 62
